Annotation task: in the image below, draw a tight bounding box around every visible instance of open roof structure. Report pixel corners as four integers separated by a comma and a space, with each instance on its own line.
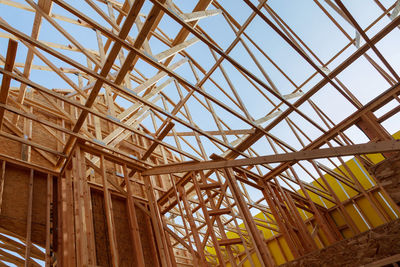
1, 0, 400, 266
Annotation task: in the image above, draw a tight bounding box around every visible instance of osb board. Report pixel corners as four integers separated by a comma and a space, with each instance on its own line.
0, 127, 22, 160
90, 187, 159, 267
111, 194, 136, 267
371, 152, 400, 205
2, 97, 57, 169
136, 205, 159, 267
0, 163, 47, 246
91, 189, 112, 266
280, 219, 400, 267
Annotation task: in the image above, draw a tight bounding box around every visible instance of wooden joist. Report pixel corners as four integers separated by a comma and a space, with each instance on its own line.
0, 39, 17, 129
143, 140, 400, 175
199, 182, 221, 190
218, 238, 242, 246
208, 208, 231, 216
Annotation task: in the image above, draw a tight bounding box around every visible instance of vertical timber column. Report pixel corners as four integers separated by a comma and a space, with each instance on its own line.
259, 181, 302, 258
24, 169, 34, 266
143, 174, 176, 267
192, 171, 227, 266
178, 186, 208, 266
123, 164, 145, 267
45, 174, 53, 267
271, 181, 318, 252
60, 168, 77, 266
289, 167, 339, 244
72, 149, 86, 266
100, 155, 119, 267
0, 161, 5, 214
223, 168, 275, 267
312, 161, 360, 236
75, 147, 96, 264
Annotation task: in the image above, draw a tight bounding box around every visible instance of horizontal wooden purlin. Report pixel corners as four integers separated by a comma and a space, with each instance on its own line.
142, 140, 400, 175
199, 182, 221, 190
218, 238, 242, 246
208, 208, 231, 216
167, 129, 255, 136
377, 104, 400, 123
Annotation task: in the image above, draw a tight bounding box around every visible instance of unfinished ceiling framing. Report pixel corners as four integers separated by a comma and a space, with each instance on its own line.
0, 0, 400, 266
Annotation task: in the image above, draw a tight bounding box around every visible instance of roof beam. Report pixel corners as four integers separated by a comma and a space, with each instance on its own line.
142, 140, 400, 175
0, 39, 18, 129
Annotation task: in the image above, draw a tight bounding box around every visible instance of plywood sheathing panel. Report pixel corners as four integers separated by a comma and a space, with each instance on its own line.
111, 194, 136, 266
0, 163, 47, 246
136, 205, 159, 267
91, 189, 112, 266
280, 219, 400, 267
0, 129, 22, 160
90, 185, 159, 267
370, 153, 400, 205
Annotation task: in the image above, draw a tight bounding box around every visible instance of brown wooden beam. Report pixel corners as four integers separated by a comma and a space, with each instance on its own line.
143, 140, 400, 175
0, 39, 18, 129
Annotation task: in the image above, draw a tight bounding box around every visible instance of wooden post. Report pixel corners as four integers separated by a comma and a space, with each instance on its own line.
100, 155, 119, 266
224, 168, 275, 267
178, 186, 208, 266
24, 169, 34, 266
65, 169, 76, 266
45, 174, 53, 267
259, 181, 302, 258
143, 174, 176, 267
56, 172, 64, 266
123, 164, 146, 267
192, 172, 228, 266
0, 161, 5, 214
289, 166, 339, 244
72, 151, 85, 266
76, 147, 96, 264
